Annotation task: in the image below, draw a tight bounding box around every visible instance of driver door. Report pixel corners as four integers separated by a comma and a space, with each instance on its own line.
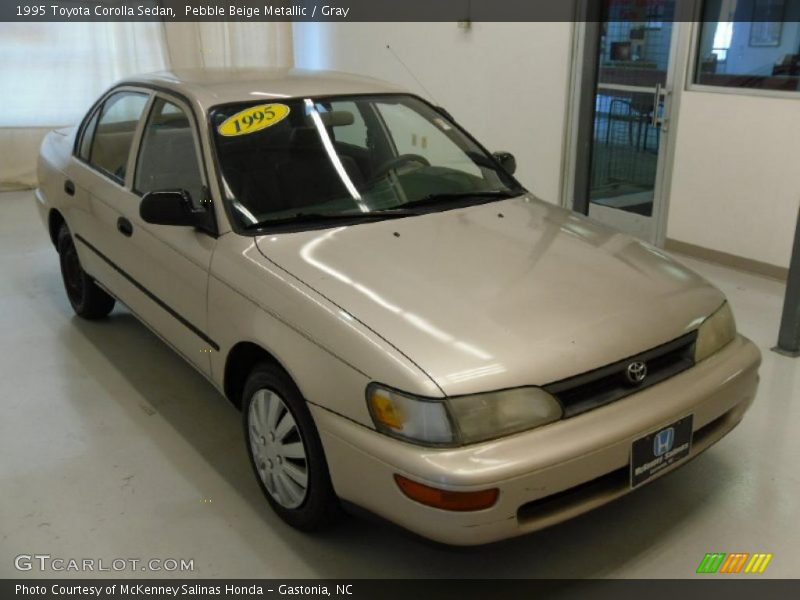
115, 93, 217, 373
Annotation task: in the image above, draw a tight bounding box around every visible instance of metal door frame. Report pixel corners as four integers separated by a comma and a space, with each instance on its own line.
561, 0, 692, 247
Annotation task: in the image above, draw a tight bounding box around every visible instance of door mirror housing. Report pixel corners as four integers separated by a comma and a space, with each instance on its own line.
493, 151, 517, 176
140, 190, 210, 229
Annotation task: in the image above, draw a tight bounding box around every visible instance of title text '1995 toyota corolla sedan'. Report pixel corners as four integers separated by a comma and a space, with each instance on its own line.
35, 69, 761, 545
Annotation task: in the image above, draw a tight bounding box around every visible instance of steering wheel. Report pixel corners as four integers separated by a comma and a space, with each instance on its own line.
373, 153, 430, 180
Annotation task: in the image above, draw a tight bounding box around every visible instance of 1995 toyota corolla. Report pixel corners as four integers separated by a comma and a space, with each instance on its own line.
36, 69, 761, 545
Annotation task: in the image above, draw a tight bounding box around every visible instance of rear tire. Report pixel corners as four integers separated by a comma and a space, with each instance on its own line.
242, 362, 340, 531
57, 224, 115, 320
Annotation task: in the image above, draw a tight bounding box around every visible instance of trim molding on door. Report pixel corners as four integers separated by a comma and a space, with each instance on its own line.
74, 234, 220, 351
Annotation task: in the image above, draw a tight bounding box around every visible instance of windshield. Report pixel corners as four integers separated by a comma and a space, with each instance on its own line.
210, 94, 522, 230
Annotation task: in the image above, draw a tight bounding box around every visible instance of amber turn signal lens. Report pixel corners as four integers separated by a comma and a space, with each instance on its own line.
394, 474, 499, 511
369, 392, 405, 429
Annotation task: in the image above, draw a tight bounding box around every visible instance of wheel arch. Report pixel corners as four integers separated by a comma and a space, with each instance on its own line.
223, 341, 293, 409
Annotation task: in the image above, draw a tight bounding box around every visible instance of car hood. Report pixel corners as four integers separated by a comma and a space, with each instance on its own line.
255, 196, 724, 396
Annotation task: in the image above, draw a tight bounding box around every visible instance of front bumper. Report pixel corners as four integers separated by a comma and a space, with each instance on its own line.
312, 334, 761, 545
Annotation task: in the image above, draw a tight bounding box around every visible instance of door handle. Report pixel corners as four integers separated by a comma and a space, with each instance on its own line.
117, 217, 133, 237
650, 83, 670, 131
64, 180, 75, 196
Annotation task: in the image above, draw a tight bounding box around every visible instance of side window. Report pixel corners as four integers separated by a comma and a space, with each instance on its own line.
78, 108, 100, 161
135, 98, 204, 205
89, 91, 149, 182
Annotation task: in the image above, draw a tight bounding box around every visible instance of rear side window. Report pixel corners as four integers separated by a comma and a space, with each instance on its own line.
134, 98, 205, 205
88, 91, 149, 183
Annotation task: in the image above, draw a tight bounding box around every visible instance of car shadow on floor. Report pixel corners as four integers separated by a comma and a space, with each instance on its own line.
68, 304, 737, 579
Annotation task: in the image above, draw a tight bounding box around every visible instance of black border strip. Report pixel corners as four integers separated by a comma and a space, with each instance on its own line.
74, 233, 220, 352
3, 579, 798, 598
3, 0, 786, 22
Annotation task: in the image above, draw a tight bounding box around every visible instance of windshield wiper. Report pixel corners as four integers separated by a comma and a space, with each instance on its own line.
391, 189, 523, 211
244, 210, 417, 229
243, 190, 524, 229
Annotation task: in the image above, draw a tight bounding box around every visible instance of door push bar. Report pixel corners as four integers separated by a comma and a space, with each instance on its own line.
651, 84, 670, 132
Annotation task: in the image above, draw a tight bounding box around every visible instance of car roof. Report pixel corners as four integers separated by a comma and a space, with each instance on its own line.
121, 68, 406, 109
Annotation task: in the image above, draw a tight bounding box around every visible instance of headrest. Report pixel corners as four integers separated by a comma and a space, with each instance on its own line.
304, 110, 355, 128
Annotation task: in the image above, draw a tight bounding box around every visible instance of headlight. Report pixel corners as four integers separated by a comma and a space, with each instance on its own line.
366, 384, 563, 446
694, 302, 736, 362
367, 385, 454, 445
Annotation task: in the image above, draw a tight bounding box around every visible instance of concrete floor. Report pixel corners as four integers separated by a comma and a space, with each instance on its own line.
1, 189, 798, 579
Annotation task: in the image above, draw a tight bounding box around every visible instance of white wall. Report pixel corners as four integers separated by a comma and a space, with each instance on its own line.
293, 22, 575, 204
0, 22, 293, 190
667, 90, 800, 268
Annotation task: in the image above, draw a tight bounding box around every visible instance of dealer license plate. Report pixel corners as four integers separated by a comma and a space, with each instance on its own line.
630, 415, 693, 488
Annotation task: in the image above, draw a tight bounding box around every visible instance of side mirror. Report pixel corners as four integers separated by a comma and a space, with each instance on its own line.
139, 190, 208, 228
493, 151, 517, 176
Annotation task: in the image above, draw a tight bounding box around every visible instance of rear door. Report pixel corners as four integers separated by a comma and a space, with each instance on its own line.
66, 89, 151, 295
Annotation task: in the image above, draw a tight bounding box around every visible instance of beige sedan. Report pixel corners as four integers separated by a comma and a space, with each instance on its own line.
36, 69, 760, 545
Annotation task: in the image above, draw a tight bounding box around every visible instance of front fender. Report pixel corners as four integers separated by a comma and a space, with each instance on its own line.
207, 233, 442, 426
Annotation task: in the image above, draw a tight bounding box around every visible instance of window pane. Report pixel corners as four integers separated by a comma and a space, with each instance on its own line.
90, 92, 148, 182
135, 99, 204, 205
376, 102, 482, 178
210, 95, 516, 229
328, 100, 369, 149
695, 0, 800, 92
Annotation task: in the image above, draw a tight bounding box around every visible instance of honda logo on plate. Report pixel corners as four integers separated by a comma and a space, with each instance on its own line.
653, 427, 675, 457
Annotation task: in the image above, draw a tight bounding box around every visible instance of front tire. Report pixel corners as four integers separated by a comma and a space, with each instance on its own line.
57, 224, 115, 319
242, 363, 340, 531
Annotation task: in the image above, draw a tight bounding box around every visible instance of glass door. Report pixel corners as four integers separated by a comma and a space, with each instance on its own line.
584, 0, 678, 242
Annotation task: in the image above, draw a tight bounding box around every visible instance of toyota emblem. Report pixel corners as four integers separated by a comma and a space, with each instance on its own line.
625, 361, 648, 384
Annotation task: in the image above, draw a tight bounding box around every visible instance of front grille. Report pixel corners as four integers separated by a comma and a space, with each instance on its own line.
544, 331, 697, 417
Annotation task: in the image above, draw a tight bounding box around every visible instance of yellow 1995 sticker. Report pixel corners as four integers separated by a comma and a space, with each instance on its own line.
217, 103, 290, 137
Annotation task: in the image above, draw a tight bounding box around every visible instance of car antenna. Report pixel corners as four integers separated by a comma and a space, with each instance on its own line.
385, 44, 440, 105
